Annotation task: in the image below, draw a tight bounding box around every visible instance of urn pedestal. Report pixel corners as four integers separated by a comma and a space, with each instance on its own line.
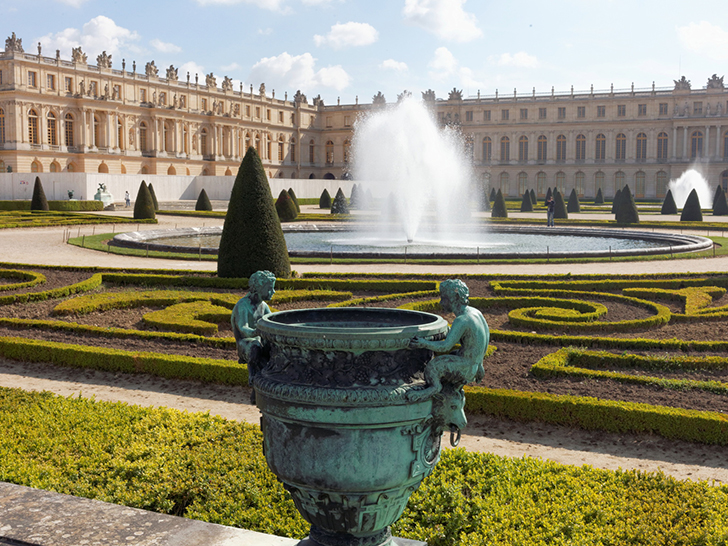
253, 308, 449, 546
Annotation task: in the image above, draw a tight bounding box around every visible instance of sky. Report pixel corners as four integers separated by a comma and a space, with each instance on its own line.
3, 0, 728, 106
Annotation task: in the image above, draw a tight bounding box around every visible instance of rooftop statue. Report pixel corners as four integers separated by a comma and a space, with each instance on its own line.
448, 87, 463, 101
673, 75, 691, 91
145, 60, 158, 77
397, 89, 412, 102
166, 65, 178, 81
96, 51, 112, 69
293, 89, 307, 104
5, 32, 23, 53
707, 74, 724, 90
222, 76, 233, 92
422, 89, 436, 102
71, 46, 87, 64
372, 91, 386, 105
205, 72, 216, 89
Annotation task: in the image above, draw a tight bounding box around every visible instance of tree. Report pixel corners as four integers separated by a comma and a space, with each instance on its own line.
195, 188, 212, 211
349, 183, 360, 209
615, 184, 639, 224
520, 191, 533, 212
287, 188, 301, 213
611, 188, 622, 214
530, 188, 536, 205
147, 183, 159, 211
491, 189, 508, 218
276, 189, 298, 222
553, 189, 568, 219
660, 189, 678, 215
713, 185, 728, 216
133, 180, 156, 220
544, 187, 552, 205
594, 187, 604, 205
567, 188, 581, 213
489, 187, 497, 202
217, 147, 290, 279
680, 188, 703, 222
30, 176, 49, 211
331, 187, 349, 214
319, 188, 332, 209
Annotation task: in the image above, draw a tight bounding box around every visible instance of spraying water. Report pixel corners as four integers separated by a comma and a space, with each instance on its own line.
668, 168, 713, 208
351, 98, 473, 243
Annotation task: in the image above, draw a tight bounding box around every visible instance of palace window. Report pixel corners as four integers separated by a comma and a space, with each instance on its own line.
658, 132, 669, 161
615, 171, 625, 193
500, 136, 510, 162
139, 122, 148, 151
290, 138, 296, 162
636, 133, 647, 161
482, 137, 492, 162
659, 103, 668, 116
47, 112, 57, 145
558, 107, 566, 119
501, 109, 509, 121
278, 137, 284, 161
201, 98, 207, 111
638, 104, 647, 116
255, 136, 261, 156
518, 172, 527, 195
536, 172, 547, 196
267, 136, 272, 160
279, 111, 284, 123
519, 109, 527, 120
326, 116, 332, 128
255, 106, 261, 118
693, 102, 703, 115
499, 172, 509, 195
656, 171, 668, 198
466, 111, 474, 122
594, 171, 605, 197
483, 110, 491, 121
597, 105, 605, 118
575, 134, 586, 162
575, 172, 585, 197
65, 77, 72, 92
556, 134, 566, 162
615, 133, 626, 161
617, 105, 626, 117
246, 105, 251, 117
595, 134, 606, 162
28, 109, 39, 144
343, 139, 351, 164
722, 170, 728, 193
325, 140, 334, 165
64, 114, 74, 147
344, 115, 351, 127
539, 107, 547, 119
518, 136, 528, 162
47, 74, 55, 91
0, 70, 3, 85
635, 172, 646, 198
140, 89, 146, 102
309, 139, 315, 164
118, 119, 123, 150
537, 135, 547, 163
577, 106, 585, 118
0, 108, 4, 144
691, 130, 703, 158
28, 71, 37, 87
724, 131, 728, 158
267, 109, 271, 121
555, 171, 566, 194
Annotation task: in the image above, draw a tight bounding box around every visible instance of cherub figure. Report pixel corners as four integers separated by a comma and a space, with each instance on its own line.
410, 279, 489, 394
231, 270, 276, 366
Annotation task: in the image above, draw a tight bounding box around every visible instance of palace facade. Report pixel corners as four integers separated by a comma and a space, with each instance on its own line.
1, 32, 727, 199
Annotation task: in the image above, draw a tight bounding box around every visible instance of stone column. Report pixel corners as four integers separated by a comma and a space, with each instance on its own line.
173, 120, 179, 154
717, 125, 722, 158
682, 127, 688, 159
705, 125, 710, 159
672, 127, 678, 160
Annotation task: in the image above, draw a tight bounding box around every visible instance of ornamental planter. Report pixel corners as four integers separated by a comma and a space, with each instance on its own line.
252, 307, 451, 546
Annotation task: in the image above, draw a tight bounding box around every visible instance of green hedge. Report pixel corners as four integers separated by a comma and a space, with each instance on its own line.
0, 269, 46, 291
0, 200, 104, 211
0, 273, 102, 305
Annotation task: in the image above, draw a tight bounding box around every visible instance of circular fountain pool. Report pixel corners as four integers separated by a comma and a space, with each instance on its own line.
111, 225, 713, 260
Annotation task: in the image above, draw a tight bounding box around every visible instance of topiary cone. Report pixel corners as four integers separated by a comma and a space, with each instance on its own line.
331, 187, 349, 214
661, 189, 678, 215
567, 188, 581, 213
615, 185, 639, 224
30, 176, 49, 211
530, 188, 536, 205
611, 188, 622, 214
491, 189, 508, 218
554, 189, 568, 219
594, 187, 604, 205
319, 188, 332, 209
680, 188, 703, 222
195, 188, 213, 211
544, 187, 552, 205
713, 186, 728, 216
489, 187, 496, 202
276, 189, 298, 222
287, 188, 301, 213
147, 183, 159, 211
133, 180, 156, 220
520, 191, 533, 212
217, 147, 290, 279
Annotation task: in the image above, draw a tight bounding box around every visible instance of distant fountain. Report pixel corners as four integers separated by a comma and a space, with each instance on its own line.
351, 98, 472, 243
668, 168, 713, 208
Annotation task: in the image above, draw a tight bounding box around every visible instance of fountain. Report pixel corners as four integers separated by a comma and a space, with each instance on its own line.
668, 168, 713, 208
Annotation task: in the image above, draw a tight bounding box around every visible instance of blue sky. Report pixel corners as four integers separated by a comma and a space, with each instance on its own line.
3, 0, 728, 105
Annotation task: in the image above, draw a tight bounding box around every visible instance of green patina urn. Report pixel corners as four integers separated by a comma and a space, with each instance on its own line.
252, 307, 451, 546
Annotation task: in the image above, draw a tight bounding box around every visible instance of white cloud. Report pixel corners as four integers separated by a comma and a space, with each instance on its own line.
258, 28, 274, 35
677, 21, 728, 61
402, 0, 481, 42
150, 38, 182, 54
489, 51, 538, 68
193, 0, 288, 12
249, 51, 351, 92
36, 16, 141, 60
313, 22, 378, 49
428, 46, 482, 89
180, 61, 206, 82
221, 62, 242, 71
380, 59, 408, 72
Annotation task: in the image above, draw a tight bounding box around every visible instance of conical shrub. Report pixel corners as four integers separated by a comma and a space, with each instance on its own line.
680, 188, 703, 222
554, 189, 568, 219
195, 188, 212, 211
319, 188, 332, 209
133, 180, 156, 220
287, 188, 300, 213
714, 185, 723, 208
530, 188, 536, 205
544, 187, 552, 205
349, 183, 360, 209
611, 189, 622, 214
713, 185, 728, 216
217, 147, 290, 279
594, 187, 604, 205
331, 187, 349, 214
147, 183, 159, 211
520, 191, 533, 212
491, 189, 508, 218
276, 189, 298, 222
30, 176, 49, 211
615, 185, 639, 224
661, 189, 677, 215
567, 189, 581, 213
489, 187, 496, 202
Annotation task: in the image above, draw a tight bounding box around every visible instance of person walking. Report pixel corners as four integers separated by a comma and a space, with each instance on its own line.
546, 196, 555, 227
125, 191, 130, 207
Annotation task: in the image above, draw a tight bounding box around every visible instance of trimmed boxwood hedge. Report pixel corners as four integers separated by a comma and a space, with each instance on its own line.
0, 269, 46, 291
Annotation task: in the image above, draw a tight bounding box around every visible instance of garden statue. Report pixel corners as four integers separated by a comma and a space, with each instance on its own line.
93, 183, 114, 208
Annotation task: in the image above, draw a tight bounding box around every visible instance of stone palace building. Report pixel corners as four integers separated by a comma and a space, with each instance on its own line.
1, 32, 727, 199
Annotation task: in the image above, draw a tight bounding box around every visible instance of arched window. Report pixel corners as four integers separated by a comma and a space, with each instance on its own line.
465, 136, 474, 161
555, 171, 566, 194
309, 139, 315, 164
325, 140, 334, 165
556, 134, 566, 162
657, 132, 668, 161
117, 119, 123, 150
517, 172, 527, 195
0, 108, 5, 144
636, 133, 647, 162
279, 136, 285, 162
575, 134, 586, 162
499, 172, 509, 195
31, 161, 41, 172
47, 112, 57, 146
121, 164, 127, 174
615, 171, 625, 193
615, 133, 626, 161
500, 136, 510, 162
28, 109, 39, 144
290, 138, 296, 162
93, 115, 100, 147
139, 122, 148, 152
481, 172, 490, 193
200, 129, 208, 156
141, 165, 149, 174
691, 131, 703, 159
167, 165, 176, 175
656, 171, 668, 198
635, 171, 646, 198
482, 137, 492, 162
518, 136, 528, 162
225, 168, 232, 176
164, 123, 171, 152
595, 134, 606, 162
575, 172, 585, 197
50, 161, 59, 173
343, 139, 351, 164
64, 114, 74, 147
594, 171, 605, 197
722, 170, 728, 192
537, 135, 547, 163
536, 172, 547, 196
0, 160, 5, 172
67, 163, 75, 173
98, 163, 108, 174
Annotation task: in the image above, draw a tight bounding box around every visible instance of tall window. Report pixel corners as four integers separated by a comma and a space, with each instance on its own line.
722, 170, 728, 193
518, 172, 527, 195
597, 105, 605, 118
483, 110, 491, 121
500, 137, 510, 162
279, 137, 285, 161
200, 128, 208, 155
536, 172, 547, 196
499, 172, 509, 195
635, 172, 646, 198
343, 139, 351, 164
93, 115, 100, 147
659, 103, 668, 116
691, 131, 704, 159
577, 106, 585, 118
656, 171, 668, 198
615, 133, 626, 161
0, 108, 5, 144
255, 136, 261, 156
519, 109, 527, 120
139, 122, 148, 152
47, 112, 57, 145
501, 109, 509, 121
638, 104, 647, 116
118, 119, 123, 150
594, 171, 605, 197
657, 132, 668, 161
615, 171, 625, 193
518, 136, 528, 162
538, 108, 547, 119
47, 74, 55, 90
482, 137, 492, 162
28, 71, 37, 87
617, 105, 626, 117
325, 140, 334, 165
537, 135, 547, 163
28, 109, 39, 144
636, 133, 647, 161
290, 138, 296, 162
575, 172, 585, 197
309, 139, 315, 164
556, 134, 566, 162
555, 172, 566, 194
595, 134, 606, 162
558, 107, 566, 119
65, 114, 74, 147
575, 134, 586, 162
